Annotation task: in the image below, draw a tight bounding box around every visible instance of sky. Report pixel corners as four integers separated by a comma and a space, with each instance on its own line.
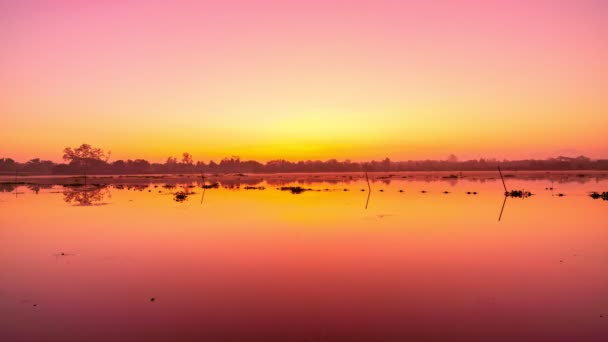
1, 0, 607, 163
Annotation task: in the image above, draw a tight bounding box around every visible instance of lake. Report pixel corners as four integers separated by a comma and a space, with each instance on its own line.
1, 172, 608, 341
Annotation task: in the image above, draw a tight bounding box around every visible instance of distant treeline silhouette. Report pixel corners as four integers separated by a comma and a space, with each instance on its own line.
1, 147, 607, 175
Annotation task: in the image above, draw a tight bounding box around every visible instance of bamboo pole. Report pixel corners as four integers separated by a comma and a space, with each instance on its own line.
365, 172, 371, 209
497, 166, 508, 193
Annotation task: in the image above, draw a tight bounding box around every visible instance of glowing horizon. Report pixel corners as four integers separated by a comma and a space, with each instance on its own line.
1, 0, 607, 163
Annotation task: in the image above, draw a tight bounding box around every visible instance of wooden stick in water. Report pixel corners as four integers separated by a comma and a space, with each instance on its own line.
200, 171, 206, 204
497, 166, 508, 193
365, 172, 371, 209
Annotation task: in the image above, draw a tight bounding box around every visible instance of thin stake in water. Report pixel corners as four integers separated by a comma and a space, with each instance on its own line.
365, 172, 371, 209
498, 166, 508, 193
498, 166, 508, 222
200, 171, 206, 204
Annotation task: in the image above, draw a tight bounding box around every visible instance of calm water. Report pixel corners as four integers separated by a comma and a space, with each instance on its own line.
1, 174, 608, 341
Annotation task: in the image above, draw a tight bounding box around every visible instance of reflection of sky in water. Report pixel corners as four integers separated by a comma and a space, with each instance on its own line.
1, 176, 608, 341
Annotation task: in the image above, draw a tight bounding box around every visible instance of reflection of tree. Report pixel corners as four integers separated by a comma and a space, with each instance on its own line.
27, 183, 53, 194
63, 186, 111, 206
0, 183, 18, 192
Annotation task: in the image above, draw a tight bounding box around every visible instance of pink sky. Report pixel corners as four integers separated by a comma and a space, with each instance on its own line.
1, 0, 607, 162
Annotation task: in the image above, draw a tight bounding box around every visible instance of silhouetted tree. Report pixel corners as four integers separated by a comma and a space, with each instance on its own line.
22, 158, 54, 173
182, 153, 193, 165
0, 158, 17, 174
62, 144, 110, 179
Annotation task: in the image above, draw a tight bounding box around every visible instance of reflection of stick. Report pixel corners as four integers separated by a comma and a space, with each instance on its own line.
498, 195, 507, 222
365, 172, 371, 209
200, 171, 206, 204
497, 167, 508, 193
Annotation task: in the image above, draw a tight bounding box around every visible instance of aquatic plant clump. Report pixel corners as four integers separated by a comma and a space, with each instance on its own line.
590, 192, 608, 200
173, 191, 189, 202
506, 190, 533, 198
244, 186, 265, 190
280, 186, 310, 194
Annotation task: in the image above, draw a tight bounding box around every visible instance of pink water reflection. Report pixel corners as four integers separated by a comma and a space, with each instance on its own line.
1, 176, 608, 341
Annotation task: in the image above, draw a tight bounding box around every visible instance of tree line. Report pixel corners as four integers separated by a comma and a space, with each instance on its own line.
1, 144, 607, 175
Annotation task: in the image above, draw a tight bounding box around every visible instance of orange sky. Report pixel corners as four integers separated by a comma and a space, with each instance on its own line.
1, 0, 607, 163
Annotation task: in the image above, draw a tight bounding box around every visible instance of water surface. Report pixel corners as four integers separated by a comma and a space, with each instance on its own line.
1, 173, 608, 341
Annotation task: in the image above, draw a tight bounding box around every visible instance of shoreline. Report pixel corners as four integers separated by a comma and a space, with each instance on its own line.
2, 170, 608, 187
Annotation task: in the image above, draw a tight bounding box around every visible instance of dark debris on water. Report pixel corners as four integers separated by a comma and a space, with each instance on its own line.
173, 191, 189, 202
506, 190, 533, 198
590, 192, 608, 200
280, 186, 311, 194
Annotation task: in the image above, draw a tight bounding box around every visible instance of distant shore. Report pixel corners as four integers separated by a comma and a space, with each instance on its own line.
2, 170, 607, 188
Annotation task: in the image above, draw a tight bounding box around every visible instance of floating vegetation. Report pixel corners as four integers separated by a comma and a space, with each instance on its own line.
163, 184, 176, 189
173, 191, 189, 202
280, 186, 310, 194
127, 184, 147, 191
443, 174, 458, 179
202, 182, 220, 189
590, 192, 608, 200
243, 186, 265, 190
506, 190, 533, 198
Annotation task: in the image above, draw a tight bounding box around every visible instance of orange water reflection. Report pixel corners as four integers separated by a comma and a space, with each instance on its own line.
1, 176, 608, 341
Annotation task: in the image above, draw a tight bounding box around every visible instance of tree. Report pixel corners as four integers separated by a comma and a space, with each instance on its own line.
166, 156, 178, 165
22, 158, 54, 173
181, 152, 193, 165
62, 144, 110, 179
447, 154, 458, 163
0, 158, 17, 172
